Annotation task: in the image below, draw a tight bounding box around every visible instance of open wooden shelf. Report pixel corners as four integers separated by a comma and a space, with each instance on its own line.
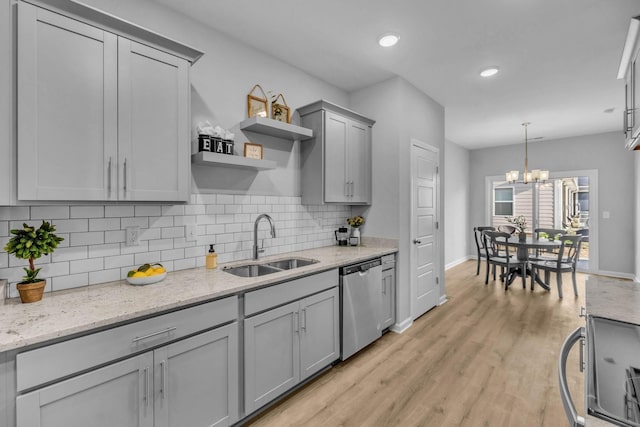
239, 117, 313, 141
191, 152, 276, 171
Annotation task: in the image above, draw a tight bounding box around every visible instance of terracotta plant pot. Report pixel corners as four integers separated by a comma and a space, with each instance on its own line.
16, 280, 46, 303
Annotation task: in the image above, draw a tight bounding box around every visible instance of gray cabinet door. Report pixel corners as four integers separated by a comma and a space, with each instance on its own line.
299, 287, 340, 381
244, 300, 300, 414
17, 2, 118, 201
324, 111, 349, 202
348, 120, 372, 204
154, 324, 239, 427
381, 268, 396, 330
118, 38, 190, 202
16, 352, 153, 427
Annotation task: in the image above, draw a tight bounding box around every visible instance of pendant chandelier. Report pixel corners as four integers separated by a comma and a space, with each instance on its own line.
505, 122, 549, 184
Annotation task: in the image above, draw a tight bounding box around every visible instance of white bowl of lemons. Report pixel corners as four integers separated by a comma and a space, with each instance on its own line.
126, 263, 167, 286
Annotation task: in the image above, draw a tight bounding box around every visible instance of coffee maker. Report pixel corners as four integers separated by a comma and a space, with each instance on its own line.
335, 227, 349, 246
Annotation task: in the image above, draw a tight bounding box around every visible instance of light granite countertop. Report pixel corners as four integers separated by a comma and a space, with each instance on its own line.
585, 275, 640, 426
0, 244, 397, 353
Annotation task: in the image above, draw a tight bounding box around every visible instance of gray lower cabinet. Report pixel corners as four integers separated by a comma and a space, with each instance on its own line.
17, 352, 154, 427
244, 286, 339, 415
381, 266, 396, 330
17, 323, 238, 427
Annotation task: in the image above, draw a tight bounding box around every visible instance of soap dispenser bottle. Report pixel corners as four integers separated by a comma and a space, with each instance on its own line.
206, 244, 217, 269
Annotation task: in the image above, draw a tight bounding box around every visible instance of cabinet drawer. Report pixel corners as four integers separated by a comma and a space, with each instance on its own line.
17, 295, 237, 392
244, 269, 338, 316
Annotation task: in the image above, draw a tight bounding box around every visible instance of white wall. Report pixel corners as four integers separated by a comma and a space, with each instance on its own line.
350, 77, 445, 331
0, 1, 14, 205
469, 131, 635, 276
444, 140, 469, 268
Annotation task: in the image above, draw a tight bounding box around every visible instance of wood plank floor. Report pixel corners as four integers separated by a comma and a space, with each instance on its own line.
246, 260, 586, 427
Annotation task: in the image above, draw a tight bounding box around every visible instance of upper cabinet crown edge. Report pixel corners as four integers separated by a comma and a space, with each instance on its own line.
21, 0, 204, 64
297, 99, 376, 127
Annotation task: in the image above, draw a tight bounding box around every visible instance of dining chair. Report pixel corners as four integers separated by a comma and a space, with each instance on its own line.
473, 226, 495, 275
482, 231, 526, 290
530, 235, 582, 298
532, 228, 565, 261
497, 225, 517, 235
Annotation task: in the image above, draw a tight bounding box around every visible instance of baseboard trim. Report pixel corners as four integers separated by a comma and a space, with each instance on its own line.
445, 255, 473, 270
390, 317, 413, 334
592, 270, 635, 280
438, 295, 448, 306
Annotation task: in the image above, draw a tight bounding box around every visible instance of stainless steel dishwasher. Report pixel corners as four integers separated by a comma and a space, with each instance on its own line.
340, 258, 382, 360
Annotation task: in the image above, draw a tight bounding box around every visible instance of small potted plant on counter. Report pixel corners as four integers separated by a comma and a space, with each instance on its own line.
347, 215, 365, 246
3, 221, 64, 303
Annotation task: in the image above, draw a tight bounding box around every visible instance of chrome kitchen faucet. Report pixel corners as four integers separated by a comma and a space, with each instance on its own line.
253, 214, 276, 260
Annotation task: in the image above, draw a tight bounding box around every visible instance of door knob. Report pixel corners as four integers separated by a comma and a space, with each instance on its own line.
413, 239, 422, 244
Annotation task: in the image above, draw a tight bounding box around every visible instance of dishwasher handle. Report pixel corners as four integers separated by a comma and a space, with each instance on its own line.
558, 327, 586, 427
341, 258, 381, 275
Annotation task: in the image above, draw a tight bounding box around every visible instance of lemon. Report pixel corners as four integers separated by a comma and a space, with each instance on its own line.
131, 271, 146, 278
146, 269, 158, 276
154, 266, 166, 274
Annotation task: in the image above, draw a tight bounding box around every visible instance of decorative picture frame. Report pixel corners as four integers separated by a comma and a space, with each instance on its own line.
247, 84, 268, 119
271, 93, 291, 123
244, 142, 263, 160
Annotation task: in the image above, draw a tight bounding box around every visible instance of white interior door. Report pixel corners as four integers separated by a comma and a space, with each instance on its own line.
411, 141, 440, 319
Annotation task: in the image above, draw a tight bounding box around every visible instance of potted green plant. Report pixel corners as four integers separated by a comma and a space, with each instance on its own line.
3, 221, 64, 303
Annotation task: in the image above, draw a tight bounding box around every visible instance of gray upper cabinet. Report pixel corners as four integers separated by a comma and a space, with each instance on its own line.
298, 100, 375, 205
16, 1, 201, 202
619, 16, 640, 150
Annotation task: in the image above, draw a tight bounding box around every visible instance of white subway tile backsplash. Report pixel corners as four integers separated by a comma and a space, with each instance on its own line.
53, 246, 88, 262
104, 254, 134, 270
89, 218, 121, 232
105, 205, 134, 218
52, 273, 88, 291
31, 206, 70, 220
0, 207, 29, 220
135, 205, 162, 217
162, 205, 185, 216
89, 269, 120, 285
53, 219, 89, 233
0, 193, 351, 293
70, 258, 103, 274
105, 230, 126, 244
161, 248, 184, 261
161, 227, 184, 239
70, 232, 104, 247
134, 251, 162, 265
70, 205, 104, 219
88, 243, 120, 258
121, 217, 148, 229
148, 239, 174, 251
149, 216, 174, 228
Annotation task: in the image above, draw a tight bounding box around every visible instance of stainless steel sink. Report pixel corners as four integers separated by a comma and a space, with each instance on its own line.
264, 258, 319, 270
223, 258, 319, 277
223, 264, 281, 277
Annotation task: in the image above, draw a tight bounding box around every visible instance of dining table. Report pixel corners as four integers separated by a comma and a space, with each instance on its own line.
503, 236, 562, 290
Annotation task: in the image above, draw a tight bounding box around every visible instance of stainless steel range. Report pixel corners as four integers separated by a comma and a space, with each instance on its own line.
587, 317, 640, 426
560, 316, 640, 427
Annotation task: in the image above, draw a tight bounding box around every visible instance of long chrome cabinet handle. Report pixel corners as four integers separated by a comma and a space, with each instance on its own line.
301, 308, 307, 331
143, 367, 150, 407
160, 360, 166, 400
123, 158, 128, 193
558, 327, 586, 427
132, 327, 177, 343
107, 157, 112, 196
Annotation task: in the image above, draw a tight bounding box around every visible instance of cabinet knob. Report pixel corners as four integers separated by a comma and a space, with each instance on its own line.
413, 239, 422, 245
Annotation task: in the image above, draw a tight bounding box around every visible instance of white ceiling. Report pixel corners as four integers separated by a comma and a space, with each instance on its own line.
153, 0, 640, 149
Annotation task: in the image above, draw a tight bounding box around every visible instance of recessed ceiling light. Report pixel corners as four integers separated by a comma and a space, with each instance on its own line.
604, 107, 615, 114
378, 33, 400, 47
480, 67, 500, 77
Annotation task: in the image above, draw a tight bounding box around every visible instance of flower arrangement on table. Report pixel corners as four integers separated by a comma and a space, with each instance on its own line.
346, 215, 365, 228
505, 215, 527, 233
